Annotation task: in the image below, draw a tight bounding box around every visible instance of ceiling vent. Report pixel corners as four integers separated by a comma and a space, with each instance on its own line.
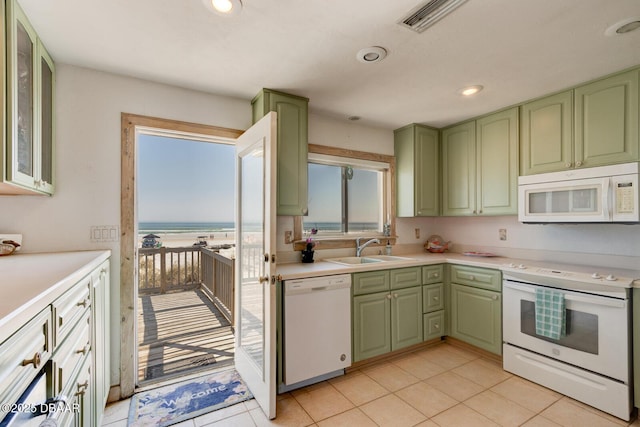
399, 0, 468, 33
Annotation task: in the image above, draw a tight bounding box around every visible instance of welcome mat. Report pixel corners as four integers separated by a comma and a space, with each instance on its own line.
128, 368, 253, 426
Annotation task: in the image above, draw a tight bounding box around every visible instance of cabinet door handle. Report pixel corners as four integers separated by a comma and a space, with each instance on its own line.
386, 294, 392, 300
393, 293, 398, 299
575, 161, 582, 167
75, 380, 89, 396
434, 323, 440, 329
565, 162, 572, 168
22, 352, 42, 369
433, 296, 439, 301
492, 295, 499, 300
469, 275, 475, 281
433, 273, 439, 278
76, 345, 90, 355
77, 298, 89, 308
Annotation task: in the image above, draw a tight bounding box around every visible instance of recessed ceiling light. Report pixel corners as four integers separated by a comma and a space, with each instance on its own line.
605, 17, 640, 36
356, 47, 387, 64
203, 0, 242, 16
459, 85, 483, 96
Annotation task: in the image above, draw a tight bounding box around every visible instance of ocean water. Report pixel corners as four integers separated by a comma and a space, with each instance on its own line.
302, 222, 379, 233
139, 221, 379, 235
139, 222, 235, 235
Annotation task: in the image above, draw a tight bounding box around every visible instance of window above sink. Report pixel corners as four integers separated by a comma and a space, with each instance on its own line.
293, 144, 396, 251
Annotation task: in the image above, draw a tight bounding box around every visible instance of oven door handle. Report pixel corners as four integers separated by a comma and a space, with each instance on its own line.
503, 281, 627, 308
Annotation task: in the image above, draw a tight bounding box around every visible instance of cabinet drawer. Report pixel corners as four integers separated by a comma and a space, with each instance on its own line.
422, 264, 443, 284
53, 275, 91, 346
353, 271, 390, 295
423, 311, 445, 341
422, 283, 444, 313
0, 307, 52, 419
450, 265, 501, 292
390, 267, 422, 290
54, 311, 91, 397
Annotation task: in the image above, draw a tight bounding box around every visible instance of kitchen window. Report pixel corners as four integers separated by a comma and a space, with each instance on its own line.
293, 144, 395, 250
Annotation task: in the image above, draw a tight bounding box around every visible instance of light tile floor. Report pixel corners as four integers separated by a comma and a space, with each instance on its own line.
102, 343, 639, 427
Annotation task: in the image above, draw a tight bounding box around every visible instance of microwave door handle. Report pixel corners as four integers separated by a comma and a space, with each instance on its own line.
603, 178, 611, 221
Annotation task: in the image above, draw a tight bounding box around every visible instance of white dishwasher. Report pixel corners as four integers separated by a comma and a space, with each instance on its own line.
282, 274, 351, 392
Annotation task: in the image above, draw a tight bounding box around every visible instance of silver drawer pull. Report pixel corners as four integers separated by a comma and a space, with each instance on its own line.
386, 294, 392, 299
433, 273, 439, 278
469, 275, 475, 281
22, 352, 42, 369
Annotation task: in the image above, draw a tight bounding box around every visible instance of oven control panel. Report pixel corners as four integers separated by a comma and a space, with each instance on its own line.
502, 263, 635, 290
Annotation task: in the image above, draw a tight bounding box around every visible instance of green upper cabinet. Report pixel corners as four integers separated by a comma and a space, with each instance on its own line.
521, 69, 639, 175
442, 121, 476, 215
575, 69, 639, 168
394, 124, 440, 217
520, 91, 573, 175
252, 89, 309, 215
1, 0, 56, 195
476, 109, 518, 215
442, 107, 518, 216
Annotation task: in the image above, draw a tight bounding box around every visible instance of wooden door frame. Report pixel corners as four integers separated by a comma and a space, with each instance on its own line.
119, 113, 243, 398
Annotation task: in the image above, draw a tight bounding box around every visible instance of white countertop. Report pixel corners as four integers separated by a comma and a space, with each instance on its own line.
276, 252, 640, 287
0, 250, 111, 343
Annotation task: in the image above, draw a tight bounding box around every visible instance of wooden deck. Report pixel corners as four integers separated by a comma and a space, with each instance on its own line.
137, 289, 235, 383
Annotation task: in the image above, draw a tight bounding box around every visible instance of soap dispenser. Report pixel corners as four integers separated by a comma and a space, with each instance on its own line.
385, 240, 392, 255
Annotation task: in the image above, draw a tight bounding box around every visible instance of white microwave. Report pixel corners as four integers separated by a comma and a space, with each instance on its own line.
518, 162, 639, 223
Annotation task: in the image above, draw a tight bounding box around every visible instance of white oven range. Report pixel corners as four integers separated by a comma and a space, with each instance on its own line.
502, 264, 633, 421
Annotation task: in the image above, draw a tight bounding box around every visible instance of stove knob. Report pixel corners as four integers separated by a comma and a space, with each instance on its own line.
518, 264, 526, 269
606, 274, 617, 281
591, 273, 602, 279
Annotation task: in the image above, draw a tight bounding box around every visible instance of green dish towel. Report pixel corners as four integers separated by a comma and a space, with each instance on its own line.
535, 287, 566, 340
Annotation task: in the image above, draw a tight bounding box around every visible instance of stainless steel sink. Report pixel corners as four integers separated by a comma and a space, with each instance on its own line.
366, 255, 414, 262
324, 255, 414, 266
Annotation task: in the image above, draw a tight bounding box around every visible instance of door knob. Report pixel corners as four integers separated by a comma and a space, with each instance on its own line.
259, 276, 269, 283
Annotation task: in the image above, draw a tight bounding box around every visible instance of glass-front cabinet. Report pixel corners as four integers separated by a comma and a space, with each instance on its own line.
1, 0, 55, 195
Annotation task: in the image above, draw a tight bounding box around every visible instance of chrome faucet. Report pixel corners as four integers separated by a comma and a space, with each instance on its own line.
356, 237, 381, 257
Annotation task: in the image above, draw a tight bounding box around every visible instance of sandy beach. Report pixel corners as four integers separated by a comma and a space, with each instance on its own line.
138, 231, 235, 248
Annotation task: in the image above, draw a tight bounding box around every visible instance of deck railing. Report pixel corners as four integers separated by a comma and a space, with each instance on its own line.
138, 246, 202, 294
138, 243, 263, 325
201, 247, 235, 323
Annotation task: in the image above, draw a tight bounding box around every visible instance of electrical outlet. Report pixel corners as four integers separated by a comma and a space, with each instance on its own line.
284, 230, 293, 244
499, 228, 507, 241
415, 228, 420, 239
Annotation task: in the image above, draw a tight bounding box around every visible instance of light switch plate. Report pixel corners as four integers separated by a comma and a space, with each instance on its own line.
90, 226, 120, 242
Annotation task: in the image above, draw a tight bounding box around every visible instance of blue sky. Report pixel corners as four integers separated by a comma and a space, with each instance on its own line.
137, 134, 235, 222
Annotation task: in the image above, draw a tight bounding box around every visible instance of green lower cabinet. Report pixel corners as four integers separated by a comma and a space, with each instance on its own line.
633, 288, 640, 408
423, 311, 445, 341
353, 292, 391, 361
353, 285, 423, 362
450, 283, 502, 355
423, 282, 445, 341
390, 286, 423, 350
